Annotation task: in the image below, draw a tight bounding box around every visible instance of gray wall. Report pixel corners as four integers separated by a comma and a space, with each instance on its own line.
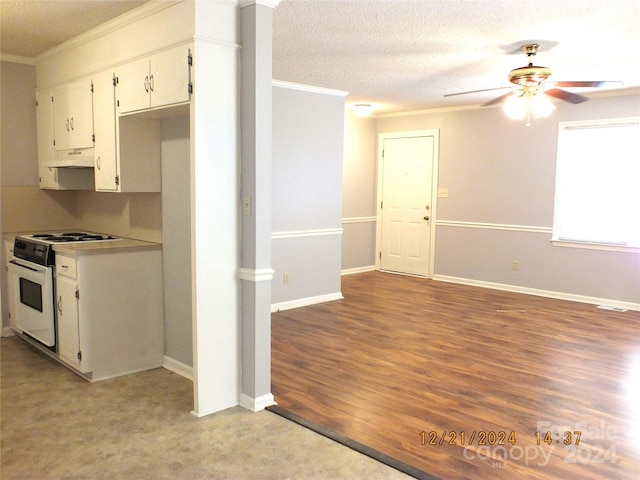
341, 111, 378, 272
271, 83, 345, 307
374, 93, 640, 305
160, 116, 192, 367
1, 61, 38, 186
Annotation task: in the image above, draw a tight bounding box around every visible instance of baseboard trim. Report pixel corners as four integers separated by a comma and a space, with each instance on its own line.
240, 393, 277, 412
162, 355, 194, 381
190, 400, 240, 418
2, 327, 16, 337
271, 292, 344, 312
433, 274, 640, 312
342, 265, 376, 275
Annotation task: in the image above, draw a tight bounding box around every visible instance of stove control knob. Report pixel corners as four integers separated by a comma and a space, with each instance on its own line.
15, 240, 26, 250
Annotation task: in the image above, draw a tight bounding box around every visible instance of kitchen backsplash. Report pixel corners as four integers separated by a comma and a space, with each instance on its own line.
2, 185, 161, 243
75, 190, 162, 243
2, 186, 76, 233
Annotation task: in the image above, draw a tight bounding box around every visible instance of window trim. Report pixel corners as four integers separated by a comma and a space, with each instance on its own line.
552, 117, 640, 253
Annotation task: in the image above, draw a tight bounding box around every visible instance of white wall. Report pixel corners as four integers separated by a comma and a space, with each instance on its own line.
271, 82, 346, 309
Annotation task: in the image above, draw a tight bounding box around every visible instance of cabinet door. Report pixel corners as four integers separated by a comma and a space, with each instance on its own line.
53, 85, 70, 151
56, 276, 81, 369
115, 59, 150, 114
4, 240, 17, 331
36, 91, 55, 165
93, 71, 119, 191
68, 79, 94, 150
149, 47, 191, 109
39, 166, 58, 189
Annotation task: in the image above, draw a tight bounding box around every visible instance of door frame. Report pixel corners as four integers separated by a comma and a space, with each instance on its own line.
375, 129, 440, 278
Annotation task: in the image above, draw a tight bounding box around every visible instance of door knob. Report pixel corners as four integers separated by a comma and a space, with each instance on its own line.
424, 216, 430, 221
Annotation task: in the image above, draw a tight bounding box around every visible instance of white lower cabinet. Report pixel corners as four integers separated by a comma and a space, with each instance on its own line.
54, 248, 164, 381
56, 270, 82, 369
4, 239, 17, 332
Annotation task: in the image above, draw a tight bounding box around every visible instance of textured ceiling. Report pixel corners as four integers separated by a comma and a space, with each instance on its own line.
1, 0, 639, 114
273, 0, 640, 113
0, 0, 148, 58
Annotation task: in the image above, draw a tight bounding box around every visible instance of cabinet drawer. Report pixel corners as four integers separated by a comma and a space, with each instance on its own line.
56, 255, 77, 279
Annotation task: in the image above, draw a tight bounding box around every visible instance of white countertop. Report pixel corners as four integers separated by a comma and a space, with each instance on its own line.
5, 231, 161, 255
52, 237, 161, 256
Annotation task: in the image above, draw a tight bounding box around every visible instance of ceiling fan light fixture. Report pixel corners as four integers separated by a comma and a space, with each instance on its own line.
503, 93, 528, 120
503, 89, 556, 124
529, 93, 556, 118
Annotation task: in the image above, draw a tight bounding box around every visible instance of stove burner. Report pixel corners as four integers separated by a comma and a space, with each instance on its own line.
81, 235, 112, 241
45, 236, 77, 242
26, 232, 118, 243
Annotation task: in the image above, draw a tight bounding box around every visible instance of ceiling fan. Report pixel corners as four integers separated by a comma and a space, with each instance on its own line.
445, 44, 624, 122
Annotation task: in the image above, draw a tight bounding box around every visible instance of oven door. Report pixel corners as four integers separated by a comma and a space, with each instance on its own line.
8, 258, 56, 347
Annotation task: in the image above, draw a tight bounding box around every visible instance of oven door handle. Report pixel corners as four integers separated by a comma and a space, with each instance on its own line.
9, 259, 44, 273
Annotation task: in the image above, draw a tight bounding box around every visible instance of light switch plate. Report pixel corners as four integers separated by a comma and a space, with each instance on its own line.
242, 196, 251, 216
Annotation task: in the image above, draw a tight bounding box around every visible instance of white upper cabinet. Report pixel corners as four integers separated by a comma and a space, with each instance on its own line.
93, 70, 162, 193
92, 71, 119, 191
37, 89, 93, 190
36, 91, 55, 165
116, 46, 191, 115
53, 78, 94, 151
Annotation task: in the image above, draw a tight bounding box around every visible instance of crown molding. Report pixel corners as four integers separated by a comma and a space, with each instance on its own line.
34, 0, 183, 64
376, 86, 640, 118
239, 0, 282, 8
272, 80, 349, 98
0, 54, 35, 65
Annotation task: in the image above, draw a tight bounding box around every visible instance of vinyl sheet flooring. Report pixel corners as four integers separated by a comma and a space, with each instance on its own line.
0, 337, 410, 480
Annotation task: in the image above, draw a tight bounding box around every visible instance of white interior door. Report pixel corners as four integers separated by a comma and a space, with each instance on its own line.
379, 134, 435, 277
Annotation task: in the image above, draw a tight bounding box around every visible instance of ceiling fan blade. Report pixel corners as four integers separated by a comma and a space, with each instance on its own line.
553, 80, 624, 88
544, 88, 589, 104
444, 86, 511, 97
483, 91, 515, 107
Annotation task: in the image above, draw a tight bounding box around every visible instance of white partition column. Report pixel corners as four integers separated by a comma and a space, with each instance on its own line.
190, 1, 242, 417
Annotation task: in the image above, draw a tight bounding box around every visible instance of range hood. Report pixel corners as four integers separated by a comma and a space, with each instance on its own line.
49, 148, 95, 168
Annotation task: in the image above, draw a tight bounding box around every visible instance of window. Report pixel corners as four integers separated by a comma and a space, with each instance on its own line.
553, 118, 640, 251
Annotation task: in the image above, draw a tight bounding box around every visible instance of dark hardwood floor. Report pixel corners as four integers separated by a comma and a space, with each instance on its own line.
271, 272, 640, 480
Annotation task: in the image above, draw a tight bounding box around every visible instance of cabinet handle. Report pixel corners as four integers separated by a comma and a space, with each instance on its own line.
97, 156, 101, 170
65, 119, 70, 132
70, 117, 74, 131
144, 75, 149, 93
57, 296, 63, 316
150, 74, 154, 92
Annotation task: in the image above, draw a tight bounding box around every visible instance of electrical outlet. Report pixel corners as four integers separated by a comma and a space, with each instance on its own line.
437, 188, 449, 198
283, 273, 290, 284
512, 261, 520, 271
